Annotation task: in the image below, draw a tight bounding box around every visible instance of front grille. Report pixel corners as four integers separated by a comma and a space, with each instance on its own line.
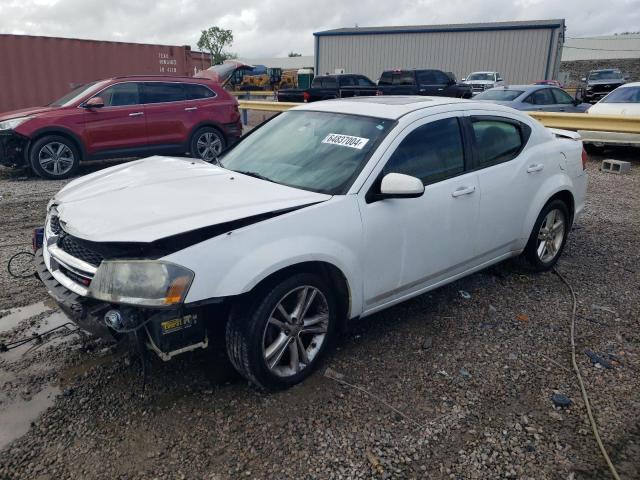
58, 235, 104, 267
591, 84, 619, 93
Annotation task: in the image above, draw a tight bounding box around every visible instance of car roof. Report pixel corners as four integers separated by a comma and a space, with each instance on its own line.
110, 75, 214, 83
293, 96, 491, 120
469, 71, 496, 74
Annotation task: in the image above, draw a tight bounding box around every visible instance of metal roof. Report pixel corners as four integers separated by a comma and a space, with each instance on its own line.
314, 19, 565, 37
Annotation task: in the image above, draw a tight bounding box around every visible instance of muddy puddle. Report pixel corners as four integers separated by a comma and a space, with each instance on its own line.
0, 302, 79, 451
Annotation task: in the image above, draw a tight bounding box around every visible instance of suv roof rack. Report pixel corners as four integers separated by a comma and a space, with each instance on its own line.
112, 74, 199, 80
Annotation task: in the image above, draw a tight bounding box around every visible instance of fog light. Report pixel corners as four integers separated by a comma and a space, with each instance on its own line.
104, 310, 124, 330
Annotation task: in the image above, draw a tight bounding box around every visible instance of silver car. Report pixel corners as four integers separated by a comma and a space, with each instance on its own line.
474, 85, 590, 112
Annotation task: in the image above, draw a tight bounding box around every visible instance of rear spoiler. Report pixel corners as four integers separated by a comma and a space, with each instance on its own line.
549, 128, 582, 141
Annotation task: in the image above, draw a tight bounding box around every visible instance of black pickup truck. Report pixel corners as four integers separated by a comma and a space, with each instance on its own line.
376, 69, 473, 98
277, 74, 378, 103
582, 69, 626, 103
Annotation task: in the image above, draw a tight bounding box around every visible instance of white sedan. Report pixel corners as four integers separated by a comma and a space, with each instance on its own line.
581, 81, 640, 148
37, 96, 588, 389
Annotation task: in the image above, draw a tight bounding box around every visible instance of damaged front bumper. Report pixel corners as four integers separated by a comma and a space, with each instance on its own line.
34, 248, 212, 360
0, 131, 29, 168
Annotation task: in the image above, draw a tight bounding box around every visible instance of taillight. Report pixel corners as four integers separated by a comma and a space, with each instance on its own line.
303, 91, 310, 103
376, 90, 383, 96
581, 148, 588, 170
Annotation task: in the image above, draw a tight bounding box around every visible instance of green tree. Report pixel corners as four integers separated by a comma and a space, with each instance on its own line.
288, 52, 302, 57
197, 26, 235, 64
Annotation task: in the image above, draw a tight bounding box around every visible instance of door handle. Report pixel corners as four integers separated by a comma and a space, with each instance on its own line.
527, 164, 544, 173
184, 107, 198, 111
129, 112, 144, 117
451, 186, 476, 197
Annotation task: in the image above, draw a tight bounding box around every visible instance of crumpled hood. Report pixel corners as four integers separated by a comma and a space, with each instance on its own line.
53, 156, 331, 243
0, 106, 55, 122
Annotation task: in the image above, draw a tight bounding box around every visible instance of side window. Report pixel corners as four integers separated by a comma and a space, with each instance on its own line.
142, 82, 186, 104
551, 88, 574, 105
357, 76, 374, 86
339, 76, 355, 87
524, 89, 555, 105
399, 72, 415, 86
384, 118, 465, 185
96, 83, 141, 107
378, 72, 393, 86
433, 72, 450, 84
322, 77, 337, 88
472, 119, 524, 167
417, 71, 437, 84
185, 84, 215, 100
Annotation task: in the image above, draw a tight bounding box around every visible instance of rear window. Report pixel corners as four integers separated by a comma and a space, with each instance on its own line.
472, 119, 525, 167
474, 89, 524, 101
602, 86, 640, 103
378, 72, 393, 86
142, 82, 186, 104
185, 84, 216, 100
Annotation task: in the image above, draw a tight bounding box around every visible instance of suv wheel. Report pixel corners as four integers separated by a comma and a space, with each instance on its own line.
226, 273, 336, 390
522, 199, 570, 271
29, 135, 80, 180
190, 127, 225, 163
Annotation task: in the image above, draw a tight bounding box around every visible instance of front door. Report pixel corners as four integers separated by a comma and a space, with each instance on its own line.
82, 82, 148, 156
358, 115, 480, 312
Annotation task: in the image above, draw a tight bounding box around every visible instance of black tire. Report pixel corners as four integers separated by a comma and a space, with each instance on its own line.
29, 135, 80, 180
190, 127, 225, 163
522, 199, 570, 272
225, 272, 337, 390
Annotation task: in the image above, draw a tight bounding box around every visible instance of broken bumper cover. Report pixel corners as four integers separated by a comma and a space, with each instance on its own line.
34, 248, 210, 359
0, 131, 29, 168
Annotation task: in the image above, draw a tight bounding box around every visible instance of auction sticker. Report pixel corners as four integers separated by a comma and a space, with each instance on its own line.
322, 133, 370, 150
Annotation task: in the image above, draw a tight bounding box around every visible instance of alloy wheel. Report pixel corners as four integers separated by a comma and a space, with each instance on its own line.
196, 132, 222, 162
536, 208, 565, 263
38, 142, 75, 176
262, 286, 329, 377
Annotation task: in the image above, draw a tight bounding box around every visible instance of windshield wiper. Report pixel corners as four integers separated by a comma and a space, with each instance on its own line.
233, 170, 275, 183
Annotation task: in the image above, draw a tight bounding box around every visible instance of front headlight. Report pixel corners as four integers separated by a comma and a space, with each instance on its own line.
586, 86, 593, 91
89, 260, 194, 307
0, 116, 32, 131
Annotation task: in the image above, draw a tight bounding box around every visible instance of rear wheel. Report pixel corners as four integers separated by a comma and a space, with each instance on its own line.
522, 199, 570, 271
29, 135, 80, 179
225, 273, 336, 390
190, 127, 225, 163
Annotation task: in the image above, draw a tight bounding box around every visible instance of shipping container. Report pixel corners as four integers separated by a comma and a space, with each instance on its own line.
0, 34, 210, 112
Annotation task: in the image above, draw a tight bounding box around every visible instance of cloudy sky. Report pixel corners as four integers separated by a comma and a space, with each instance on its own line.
2, 0, 639, 57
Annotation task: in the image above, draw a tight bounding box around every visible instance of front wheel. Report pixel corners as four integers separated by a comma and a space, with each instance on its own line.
225, 273, 336, 390
522, 199, 570, 271
29, 135, 80, 179
190, 127, 225, 163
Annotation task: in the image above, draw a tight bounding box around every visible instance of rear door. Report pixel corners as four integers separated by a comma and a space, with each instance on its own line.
82, 81, 148, 156
465, 113, 548, 257
416, 71, 449, 96
141, 82, 189, 148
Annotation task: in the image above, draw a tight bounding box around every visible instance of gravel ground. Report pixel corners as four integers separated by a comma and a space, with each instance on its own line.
0, 146, 638, 479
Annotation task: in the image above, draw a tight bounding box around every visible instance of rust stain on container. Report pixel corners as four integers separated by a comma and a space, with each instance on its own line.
0, 34, 211, 111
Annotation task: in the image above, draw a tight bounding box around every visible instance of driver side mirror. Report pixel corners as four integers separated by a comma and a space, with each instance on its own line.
461, 77, 466, 82
379, 173, 424, 199
84, 97, 104, 109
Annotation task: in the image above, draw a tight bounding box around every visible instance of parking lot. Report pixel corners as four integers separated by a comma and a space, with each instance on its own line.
0, 145, 638, 479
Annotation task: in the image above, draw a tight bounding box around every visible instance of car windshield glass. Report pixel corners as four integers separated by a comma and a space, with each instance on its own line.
475, 89, 524, 101
589, 71, 622, 81
468, 73, 494, 81
49, 80, 110, 107
602, 87, 640, 103
219, 111, 394, 195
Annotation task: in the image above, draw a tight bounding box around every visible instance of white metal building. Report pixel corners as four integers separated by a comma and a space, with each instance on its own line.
561, 35, 640, 61
314, 19, 565, 83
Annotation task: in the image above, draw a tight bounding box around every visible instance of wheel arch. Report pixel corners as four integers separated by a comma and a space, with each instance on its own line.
28, 127, 86, 160
189, 121, 228, 144
521, 177, 577, 244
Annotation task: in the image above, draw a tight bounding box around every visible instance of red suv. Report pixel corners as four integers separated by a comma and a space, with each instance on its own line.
0, 76, 242, 179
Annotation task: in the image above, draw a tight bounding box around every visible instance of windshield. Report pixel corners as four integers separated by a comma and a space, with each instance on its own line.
49, 80, 110, 107
219, 111, 394, 194
589, 71, 623, 81
602, 87, 640, 103
475, 89, 524, 101
467, 73, 494, 81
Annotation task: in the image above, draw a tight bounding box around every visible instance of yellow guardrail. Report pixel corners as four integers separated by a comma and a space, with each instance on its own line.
237, 100, 640, 134
238, 100, 298, 112
526, 112, 640, 134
